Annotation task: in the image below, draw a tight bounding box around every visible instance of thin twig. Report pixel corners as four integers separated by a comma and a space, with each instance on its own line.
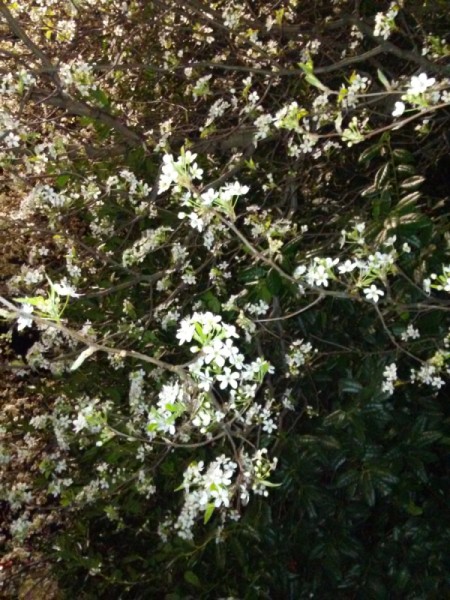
254, 294, 325, 322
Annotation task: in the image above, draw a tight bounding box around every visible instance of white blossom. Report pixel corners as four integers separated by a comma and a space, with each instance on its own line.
392, 101, 405, 117
217, 367, 240, 390
17, 304, 34, 331
407, 73, 436, 95
363, 284, 385, 303
176, 318, 196, 345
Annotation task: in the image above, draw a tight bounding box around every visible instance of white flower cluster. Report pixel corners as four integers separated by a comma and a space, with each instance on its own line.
191, 74, 212, 99
0, 72, 15, 96
168, 444, 278, 540
416, 347, 449, 390
0, 110, 21, 147
245, 300, 270, 317
239, 448, 278, 502
191, 396, 224, 434
2, 130, 20, 149
157, 150, 250, 236
108, 169, 151, 197
23, 138, 67, 176
158, 150, 203, 194
410, 363, 446, 390
430, 265, 450, 292
254, 113, 273, 141
401, 324, 420, 342
286, 339, 315, 377
4, 482, 33, 510
382, 363, 397, 395
253, 101, 322, 154
421, 35, 450, 59
203, 98, 231, 129
374, 2, 401, 40
222, 4, 245, 30
339, 73, 370, 109
147, 380, 187, 437
55, 18, 77, 42
392, 72, 441, 117
72, 401, 103, 435
0, 70, 36, 96
23, 184, 72, 212
129, 369, 146, 414
177, 182, 249, 234
341, 115, 368, 146
59, 59, 97, 97
294, 257, 339, 288
274, 101, 303, 133
174, 455, 237, 539
177, 312, 273, 396
293, 226, 396, 301
122, 226, 172, 266
135, 469, 156, 498
293, 255, 392, 301
9, 515, 32, 542
259, 404, 277, 434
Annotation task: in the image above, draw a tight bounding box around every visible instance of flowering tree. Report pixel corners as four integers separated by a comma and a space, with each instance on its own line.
1, 0, 450, 596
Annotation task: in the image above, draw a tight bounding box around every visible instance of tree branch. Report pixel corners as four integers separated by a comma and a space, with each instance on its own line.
31, 88, 145, 146
0, 2, 54, 70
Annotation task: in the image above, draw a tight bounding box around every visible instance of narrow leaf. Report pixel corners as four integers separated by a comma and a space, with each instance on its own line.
204, 502, 215, 524
377, 69, 392, 91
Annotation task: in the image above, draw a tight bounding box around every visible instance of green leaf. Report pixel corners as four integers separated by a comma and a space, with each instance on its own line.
396, 163, 416, 177
184, 570, 201, 588
372, 189, 392, 218
266, 269, 282, 294
201, 290, 221, 313
361, 473, 375, 506
14, 295, 47, 307
89, 88, 110, 108
56, 174, 71, 187
259, 480, 282, 488
396, 191, 421, 213
396, 215, 432, 236
203, 502, 215, 524
377, 68, 391, 91
297, 60, 313, 74
392, 148, 414, 163
358, 143, 382, 164
298, 62, 329, 92
417, 430, 442, 446
335, 470, 359, 489
374, 163, 390, 189
238, 266, 267, 283
405, 501, 423, 516
400, 175, 425, 191
339, 379, 363, 394
361, 183, 377, 197
305, 72, 329, 92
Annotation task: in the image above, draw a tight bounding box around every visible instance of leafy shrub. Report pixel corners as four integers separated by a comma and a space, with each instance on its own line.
0, 0, 449, 597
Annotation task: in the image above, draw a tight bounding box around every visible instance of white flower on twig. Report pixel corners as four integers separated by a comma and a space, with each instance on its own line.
408, 73, 436, 95
392, 101, 405, 117
17, 304, 34, 331
363, 284, 385, 303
